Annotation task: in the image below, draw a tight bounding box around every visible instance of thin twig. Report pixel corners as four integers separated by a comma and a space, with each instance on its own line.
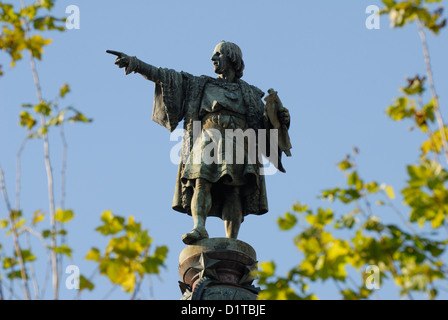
22, 226, 49, 250
37, 64, 58, 302
40, 258, 51, 299
53, 99, 68, 286
102, 285, 118, 300
15, 138, 28, 211
417, 20, 448, 165
0, 166, 31, 299
25, 232, 40, 299
0, 250, 4, 300
0, 278, 23, 300
131, 278, 143, 300
332, 278, 343, 293
148, 275, 155, 300
382, 191, 417, 235
0, 166, 13, 213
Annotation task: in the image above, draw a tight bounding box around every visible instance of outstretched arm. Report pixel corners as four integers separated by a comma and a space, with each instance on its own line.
106, 50, 160, 82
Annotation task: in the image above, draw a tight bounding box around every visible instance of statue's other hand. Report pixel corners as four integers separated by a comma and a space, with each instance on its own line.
106, 50, 138, 75
278, 108, 290, 127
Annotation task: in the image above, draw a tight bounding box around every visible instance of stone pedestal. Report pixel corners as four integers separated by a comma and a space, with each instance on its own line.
178, 238, 260, 300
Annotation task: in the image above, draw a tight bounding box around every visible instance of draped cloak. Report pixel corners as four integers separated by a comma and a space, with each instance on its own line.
151, 67, 283, 219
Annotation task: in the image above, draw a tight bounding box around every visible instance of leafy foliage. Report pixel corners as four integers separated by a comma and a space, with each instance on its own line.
0, 0, 64, 68
0, 0, 166, 300
258, 152, 448, 300
86, 212, 168, 294
257, 0, 448, 300
381, 0, 447, 34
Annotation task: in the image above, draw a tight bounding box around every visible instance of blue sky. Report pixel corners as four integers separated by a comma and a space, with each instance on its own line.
1, 0, 447, 300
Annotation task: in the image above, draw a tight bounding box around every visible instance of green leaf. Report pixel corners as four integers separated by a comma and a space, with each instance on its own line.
348, 171, 363, 190
19, 111, 37, 130
321, 188, 340, 202
142, 256, 163, 274
108, 237, 141, 259
21, 249, 36, 262
7, 270, 25, 280
39, 0, 56, 11
278, 212, 297, 231
3, 257, 17, 269
124, 215, 142, 235
55, 208, 74, 223
60, 83, 70, 98
25, 34, 52, 60
400, 75, 426, 95
42, 229, 51, 238
96, 211, 125, 235
306, 208, 334, 229
19, 5, 36, 20
68, 111, 92, 123
34, 101, 52, 116
85, 248, 101, 262
259, 261, 276, 278
386, 96, 415, 121
32, 210, 45, 226
79, 275, 95, 291
9, 210, 22, 221
0, 219, 8, 228
334, 210, 359, 229
431, 210, 445, 229
292, 202, 309, 213
365, 181, 380, 193
100, 259, 136, 293
52, 245, 72, 257
338, 188, 361, 203
33, 15, 66, 32
338, 159, 352, 171
13, 218, 26, 230
384, 185, 396, 199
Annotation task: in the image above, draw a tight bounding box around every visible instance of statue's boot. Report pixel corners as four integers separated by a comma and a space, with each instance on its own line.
182, 227, 209, 245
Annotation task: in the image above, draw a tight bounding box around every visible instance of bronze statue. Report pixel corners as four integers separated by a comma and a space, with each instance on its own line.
107, 41, 291, 245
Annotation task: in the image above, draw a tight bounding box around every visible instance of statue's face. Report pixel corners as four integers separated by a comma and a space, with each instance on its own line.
211, 43, 230, 75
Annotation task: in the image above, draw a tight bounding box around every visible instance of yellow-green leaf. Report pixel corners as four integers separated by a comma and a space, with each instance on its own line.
385, 185, 396, 199
431, 210, 445, 229
32, 210, 45, 226
259, 261, 276, 277
79, 275, 95, 291
52, 245, 72, 257
60, 83, 70, 98
55, 208, 74, 223
85, 248, 101, 262
0, 219, 8, 228
278, 212, 297, 231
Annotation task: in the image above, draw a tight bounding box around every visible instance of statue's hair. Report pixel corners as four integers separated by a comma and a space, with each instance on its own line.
219, 41, 245, 79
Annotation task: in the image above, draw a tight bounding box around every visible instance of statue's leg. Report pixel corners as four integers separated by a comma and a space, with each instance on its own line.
182, 178, 212, 244
222, 186, 243, 239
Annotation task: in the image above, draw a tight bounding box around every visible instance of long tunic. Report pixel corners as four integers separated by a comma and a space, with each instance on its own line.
150, 68, 280, 219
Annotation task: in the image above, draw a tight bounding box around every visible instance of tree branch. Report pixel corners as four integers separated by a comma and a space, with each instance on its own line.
417, 20, 448, 165
0, 166, 31, 300
20, 0, 59, 299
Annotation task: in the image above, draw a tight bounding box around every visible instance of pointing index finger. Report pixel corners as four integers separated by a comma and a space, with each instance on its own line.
106, 50, 124, 57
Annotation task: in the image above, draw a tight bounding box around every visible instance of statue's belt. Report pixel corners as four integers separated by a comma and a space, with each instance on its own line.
201, 109, 247, 122
201, 110, 248, 131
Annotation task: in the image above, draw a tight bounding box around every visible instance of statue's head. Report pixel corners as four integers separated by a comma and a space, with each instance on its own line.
211, 41, 245, 79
